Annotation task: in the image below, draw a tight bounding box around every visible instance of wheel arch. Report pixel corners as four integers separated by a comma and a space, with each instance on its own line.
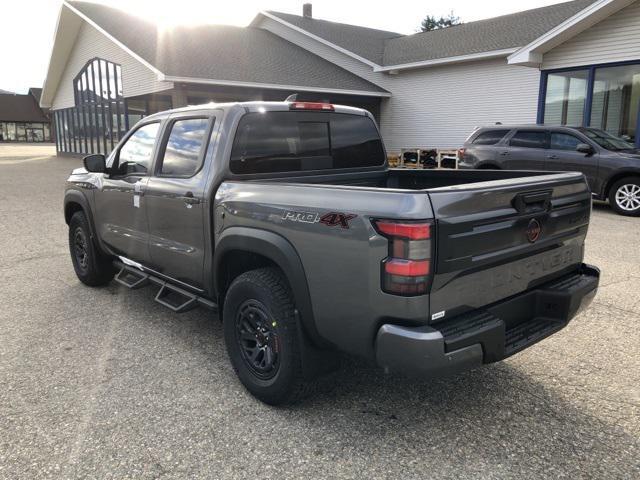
64, 191, 97, 240
214, 227, 323, 347
603, 170, 640, 199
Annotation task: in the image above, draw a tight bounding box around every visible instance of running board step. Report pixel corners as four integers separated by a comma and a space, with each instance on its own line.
155, 284, 198, 313
112, 260, 217, 312
115, 267, 149, 289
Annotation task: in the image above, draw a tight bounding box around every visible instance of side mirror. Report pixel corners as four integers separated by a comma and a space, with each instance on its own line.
83, 154, 106, 173
576, 143, 594, 155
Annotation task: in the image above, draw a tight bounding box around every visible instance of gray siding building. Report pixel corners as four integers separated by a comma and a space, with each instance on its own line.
41, 0, 640, 155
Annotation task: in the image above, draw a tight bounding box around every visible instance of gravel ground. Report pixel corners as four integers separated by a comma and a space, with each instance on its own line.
0, 146, 638, 479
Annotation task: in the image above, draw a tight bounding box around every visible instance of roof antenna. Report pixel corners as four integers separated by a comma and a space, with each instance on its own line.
285, 93, 298, 102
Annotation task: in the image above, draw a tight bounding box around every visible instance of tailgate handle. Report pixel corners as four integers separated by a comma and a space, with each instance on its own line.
512, 191, 552, 213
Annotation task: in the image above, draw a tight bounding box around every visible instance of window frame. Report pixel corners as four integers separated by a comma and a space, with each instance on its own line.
549, 130, 587, 151
153, 114, 215, 179
228, 110, 387, 178
538, 59, 640, 148
508, 129, 549, 149
471, 129, 511, 145
110, 120, 163, 178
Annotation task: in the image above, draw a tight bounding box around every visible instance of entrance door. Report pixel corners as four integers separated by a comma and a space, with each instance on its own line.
145, 114, 216, 289
94, 121, 162, 264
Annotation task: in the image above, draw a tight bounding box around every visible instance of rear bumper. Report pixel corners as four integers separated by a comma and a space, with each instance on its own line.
375, 263, 599, 377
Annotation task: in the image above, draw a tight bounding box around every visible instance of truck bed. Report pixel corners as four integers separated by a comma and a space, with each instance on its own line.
264, 167, 571, 191
235, 167, 591, 330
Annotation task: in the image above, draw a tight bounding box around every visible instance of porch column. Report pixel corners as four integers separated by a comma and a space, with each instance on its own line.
171, 87, 188, 108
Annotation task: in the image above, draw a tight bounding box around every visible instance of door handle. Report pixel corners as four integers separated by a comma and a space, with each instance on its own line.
547, 154, 559, 160
499, 151, 509, 156
180, 192, 200, 205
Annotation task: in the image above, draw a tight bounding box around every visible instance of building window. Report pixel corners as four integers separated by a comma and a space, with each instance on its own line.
540, 60, 640, 146
53, 57, 126, 155
590, 64, 640, 143
544, 70, 588, 126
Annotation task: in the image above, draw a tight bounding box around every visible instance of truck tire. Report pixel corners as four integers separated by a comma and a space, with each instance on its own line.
223, 267, 310, 405
609, 177, 640, 216
68, 211, 115, 286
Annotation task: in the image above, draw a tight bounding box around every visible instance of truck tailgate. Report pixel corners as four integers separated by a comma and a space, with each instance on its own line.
427, 172, 591, 322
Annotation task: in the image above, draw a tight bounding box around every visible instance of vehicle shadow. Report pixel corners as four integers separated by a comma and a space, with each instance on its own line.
100, 282, 638, 478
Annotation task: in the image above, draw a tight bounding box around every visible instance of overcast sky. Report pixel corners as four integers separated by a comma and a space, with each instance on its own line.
1, 0, 569, 94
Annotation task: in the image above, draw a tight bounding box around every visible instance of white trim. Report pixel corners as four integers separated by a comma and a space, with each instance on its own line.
62, 1, 165, 77
508, 0, 635, 66
162, 76, 391, 97
258, 11, 383, 69
40, 4, 66, 107
375, 48, 518, 72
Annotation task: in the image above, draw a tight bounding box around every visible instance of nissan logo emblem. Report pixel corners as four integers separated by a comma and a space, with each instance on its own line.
526, 218, 542, 243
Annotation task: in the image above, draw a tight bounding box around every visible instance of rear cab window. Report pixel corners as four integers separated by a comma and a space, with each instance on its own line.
509, 130, 548, 149
471, 129, 510, 145
230, 111, 385, 174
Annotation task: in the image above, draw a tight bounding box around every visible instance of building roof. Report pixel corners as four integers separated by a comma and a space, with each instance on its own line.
67, 1, 388, 95
0, 89, 14, 94
264, 11, 401, 65
267, 0, 596, 67
0, 93, 49, 123
28, 88, 43, 103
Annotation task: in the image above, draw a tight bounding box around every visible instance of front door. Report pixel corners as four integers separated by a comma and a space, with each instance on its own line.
94, 121, 162, 264
545, 131, 600, 192
144, 114, 216, 289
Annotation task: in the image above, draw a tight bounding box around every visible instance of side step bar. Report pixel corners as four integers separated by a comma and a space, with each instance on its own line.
113, 260, 217, 313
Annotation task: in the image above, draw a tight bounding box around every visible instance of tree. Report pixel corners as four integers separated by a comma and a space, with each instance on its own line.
420, 11, 461, 32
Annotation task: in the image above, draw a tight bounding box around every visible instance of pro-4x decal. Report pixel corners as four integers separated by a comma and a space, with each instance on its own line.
319, 212, 357, 229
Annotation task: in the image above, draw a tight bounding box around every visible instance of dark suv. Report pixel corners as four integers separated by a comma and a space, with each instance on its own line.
459, 125, 640, 216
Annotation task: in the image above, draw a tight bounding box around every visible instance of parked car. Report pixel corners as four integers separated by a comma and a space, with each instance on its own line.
64, 102, 599, 405
458, 125, 640, 216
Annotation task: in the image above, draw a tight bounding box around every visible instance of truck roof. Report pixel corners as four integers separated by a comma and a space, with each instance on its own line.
144, 101, 371, 121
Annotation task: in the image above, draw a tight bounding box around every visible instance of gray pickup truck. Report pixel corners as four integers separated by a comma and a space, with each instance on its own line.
64, 101, 600, 405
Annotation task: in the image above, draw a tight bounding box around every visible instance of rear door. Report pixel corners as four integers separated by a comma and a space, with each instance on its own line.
427, 172, 591, 322
545, 130, 600, 192
466, 128, 511, 167
499, 129, 548, 170
144, 112, 218, 289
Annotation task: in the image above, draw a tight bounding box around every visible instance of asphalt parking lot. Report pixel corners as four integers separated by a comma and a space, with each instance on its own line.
1, 144, 638, 479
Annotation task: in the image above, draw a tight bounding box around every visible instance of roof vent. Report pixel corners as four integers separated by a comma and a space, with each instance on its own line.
303, 3, 312, 18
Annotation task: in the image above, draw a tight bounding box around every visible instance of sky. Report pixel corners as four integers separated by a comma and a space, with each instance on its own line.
1, 0, 570, 94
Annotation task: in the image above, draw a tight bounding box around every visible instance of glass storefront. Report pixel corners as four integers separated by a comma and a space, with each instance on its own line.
540, 61, 640, 145
53, 57, 173, 155
0, 121, 51, 142
54, 58, 128, 155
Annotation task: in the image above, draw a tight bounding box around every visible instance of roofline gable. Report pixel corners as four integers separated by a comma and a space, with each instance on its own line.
40, 1, 165, 108
255, 11, 383, 69
508, 0, 635, 66
162, 75, 390, 97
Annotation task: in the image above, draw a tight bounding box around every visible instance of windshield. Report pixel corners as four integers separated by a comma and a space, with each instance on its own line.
578, 128, 635, 151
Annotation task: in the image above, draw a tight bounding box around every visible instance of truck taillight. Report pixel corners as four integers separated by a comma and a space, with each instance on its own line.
374, 219, 433, 296
289, 101, 335, 111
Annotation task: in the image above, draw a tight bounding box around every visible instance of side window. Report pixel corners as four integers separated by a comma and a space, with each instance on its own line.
509, 130, 547, 149
472, 129, 510, 145
159, 118, 210, 176
116, 123, 160, 175
550, 132, 582, 151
